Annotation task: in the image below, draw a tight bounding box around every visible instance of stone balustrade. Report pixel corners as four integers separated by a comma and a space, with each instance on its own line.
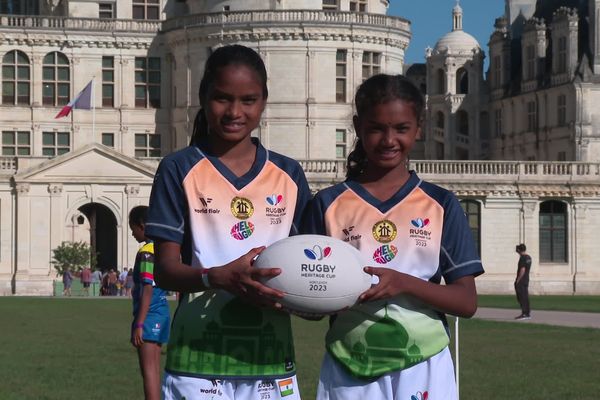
0, 15, 161, 32
162, 10, 410, 32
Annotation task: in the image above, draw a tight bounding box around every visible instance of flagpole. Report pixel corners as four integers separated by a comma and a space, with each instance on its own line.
92, 77, 96, 141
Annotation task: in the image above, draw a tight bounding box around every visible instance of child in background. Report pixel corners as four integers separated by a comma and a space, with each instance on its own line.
145, 45, 310, 399
303, 74, 484, 400
129, 205, 170, 400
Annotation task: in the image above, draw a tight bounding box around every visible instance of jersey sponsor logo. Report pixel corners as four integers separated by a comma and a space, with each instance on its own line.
230, 221, 255, 240
373, 244, 398, 264
411, 391, 429, 400
278, 378, 294, 397
342, 225, 362, 242
230, 197, 254, 220
265, 193, 287, 222
409, 217, 432, 242
194, 195, 220, 215
372, 220, 397, 243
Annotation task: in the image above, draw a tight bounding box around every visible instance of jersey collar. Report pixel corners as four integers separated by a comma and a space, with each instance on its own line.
345, 171, 422, 214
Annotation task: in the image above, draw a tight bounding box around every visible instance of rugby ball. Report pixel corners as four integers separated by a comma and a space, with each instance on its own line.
254, 234, 372, 316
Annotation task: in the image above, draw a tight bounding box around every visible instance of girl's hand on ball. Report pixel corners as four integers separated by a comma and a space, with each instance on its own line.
359, 267, 413, 302
208, 246, 285, 308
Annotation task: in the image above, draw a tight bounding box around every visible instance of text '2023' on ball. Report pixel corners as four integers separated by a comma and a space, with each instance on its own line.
253, 234, 372, 316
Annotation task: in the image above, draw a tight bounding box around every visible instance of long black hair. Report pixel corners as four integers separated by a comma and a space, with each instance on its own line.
346, 74, 424, 179
190, 45, 269, 145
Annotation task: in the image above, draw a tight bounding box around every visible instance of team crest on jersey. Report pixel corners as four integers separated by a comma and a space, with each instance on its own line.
373, 244, 398, 264
372, 220, 397, 243
409, 217, 432, 241
265, 194, 287, 220
230, 197, 254, 220
230, 221, 255, 240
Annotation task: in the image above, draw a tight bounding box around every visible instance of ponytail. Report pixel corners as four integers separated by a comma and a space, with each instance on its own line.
189, 108, 208, 146
346, 138, 368, 179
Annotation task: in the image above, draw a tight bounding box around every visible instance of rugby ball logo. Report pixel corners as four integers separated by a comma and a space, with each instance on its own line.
411, 218, 430, 228
266, 194, 283, 206
304, 245, 332, 261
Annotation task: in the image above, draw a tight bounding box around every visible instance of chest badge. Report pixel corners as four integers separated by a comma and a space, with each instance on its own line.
230, 197, 254, 220
372, 220, 397, 243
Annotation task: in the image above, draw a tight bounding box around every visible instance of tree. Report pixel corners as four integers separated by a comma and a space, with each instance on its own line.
52, 241, 97, 276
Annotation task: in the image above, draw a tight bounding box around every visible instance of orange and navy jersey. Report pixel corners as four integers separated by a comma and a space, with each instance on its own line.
145, 137, 310, 379
302, 171, 484, 379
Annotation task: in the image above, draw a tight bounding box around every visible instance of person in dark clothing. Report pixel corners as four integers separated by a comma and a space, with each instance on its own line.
514, 243, 532, 320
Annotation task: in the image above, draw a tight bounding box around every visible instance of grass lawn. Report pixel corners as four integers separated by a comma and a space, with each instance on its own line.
478, 294, 600, 313
0, 297, 598, 399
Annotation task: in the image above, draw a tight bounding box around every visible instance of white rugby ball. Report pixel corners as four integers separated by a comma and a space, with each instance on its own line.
254, 234, 372, 316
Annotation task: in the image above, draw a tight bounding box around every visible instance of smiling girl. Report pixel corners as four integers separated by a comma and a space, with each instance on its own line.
145, 45, 310, 400
303, 74, 484, 399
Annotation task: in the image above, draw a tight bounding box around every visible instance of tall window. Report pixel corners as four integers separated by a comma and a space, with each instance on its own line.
135, 133, 161, 157
336, 50, 347, 103
2, 50, 30, 105
492, 55, 502, 88
99, 2, 115, 18
456, 110, 469, 136
527, 101, 537, 132
362, 52, 380, 80
42, 131, 70, 156
336, 129, 347, 159
539, 201, 568, 263
456, 68, 468, 94
436, 68, 446, 94
102, 133, 114, 147
494, 108, 503, 137
525, 45, 535, 80
2, 130, 30, 155
557, 36, 567, 74
132, 0, 159, 20
322, 0, 338, 10
102, 56, 115, 108
350, 0, 367, 12
42, 52, 70, 106
460, 200, 481, 256
557, 94, 567, 127
135, 57, 161, 108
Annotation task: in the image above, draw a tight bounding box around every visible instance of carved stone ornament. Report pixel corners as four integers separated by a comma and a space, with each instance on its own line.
47, 184, 63, 195
16, 183, 30, 195
47, 0, 62, 12
125, 185, 140, 196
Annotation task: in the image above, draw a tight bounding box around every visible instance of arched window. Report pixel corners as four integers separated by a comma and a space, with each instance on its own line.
456, 110, 469, 136
42, 52, 70, 106
436, 68, 446, 94
2, 50, 30, 105
456, 68, 469, 94
460, 200, 481, 256
539, 201, 567, 263
436, 111, 445, 129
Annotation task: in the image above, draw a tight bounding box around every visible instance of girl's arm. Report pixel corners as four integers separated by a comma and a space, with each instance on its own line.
359, 268, 478, 318
154, 240, 284, 308
132, 284, 153, 347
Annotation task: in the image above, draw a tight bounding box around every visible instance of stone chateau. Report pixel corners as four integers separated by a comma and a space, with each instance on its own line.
0, 0, 599, 295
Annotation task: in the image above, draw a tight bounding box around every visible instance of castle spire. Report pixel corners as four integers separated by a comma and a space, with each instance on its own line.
453, 0, 463, 31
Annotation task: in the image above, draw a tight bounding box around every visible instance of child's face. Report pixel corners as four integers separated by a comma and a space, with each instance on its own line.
204, 64, 266, 144
129, 221, 145, 243
354, 99, 420, 173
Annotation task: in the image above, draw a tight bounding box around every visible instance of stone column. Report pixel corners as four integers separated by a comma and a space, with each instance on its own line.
14, 183, 31, 291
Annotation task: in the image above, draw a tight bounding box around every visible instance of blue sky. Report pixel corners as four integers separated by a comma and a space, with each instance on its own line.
388, 0, 505, 65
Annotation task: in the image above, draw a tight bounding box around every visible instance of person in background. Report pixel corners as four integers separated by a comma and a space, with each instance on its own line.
514, 243, 532, 320
80, 266, 92, 296
129, 205, 170, 400
62, 268, 73, 297
91, 268, 103, 296
119, 268, 129, 296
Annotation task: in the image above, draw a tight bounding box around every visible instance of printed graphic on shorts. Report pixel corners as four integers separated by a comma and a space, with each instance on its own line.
373, 244, 398, 264
151, 322, 161, 334
198, 379, 223, 397
278, 378, 294, 397
372, 220, 397, 243
411, 391, 428, 400
230, 220, 255, 240
231, 196, 254, 220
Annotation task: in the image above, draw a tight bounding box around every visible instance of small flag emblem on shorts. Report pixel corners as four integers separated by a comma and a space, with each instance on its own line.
278, 378, 294, 397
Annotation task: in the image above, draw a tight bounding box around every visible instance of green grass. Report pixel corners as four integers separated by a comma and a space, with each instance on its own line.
0, 298, 599, 399
478, 295, 600, 313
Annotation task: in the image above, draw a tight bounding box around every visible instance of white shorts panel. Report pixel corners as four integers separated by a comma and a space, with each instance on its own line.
162, 372, 301, 400
316, 346, 457, 400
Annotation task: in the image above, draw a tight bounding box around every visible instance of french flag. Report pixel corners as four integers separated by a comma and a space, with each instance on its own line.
54, 80, 93, 119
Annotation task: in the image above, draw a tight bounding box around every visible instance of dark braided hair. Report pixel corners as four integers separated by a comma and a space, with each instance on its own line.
129, 205, 148, 226
346, 74, 424, 179
190, 45, 268, 145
